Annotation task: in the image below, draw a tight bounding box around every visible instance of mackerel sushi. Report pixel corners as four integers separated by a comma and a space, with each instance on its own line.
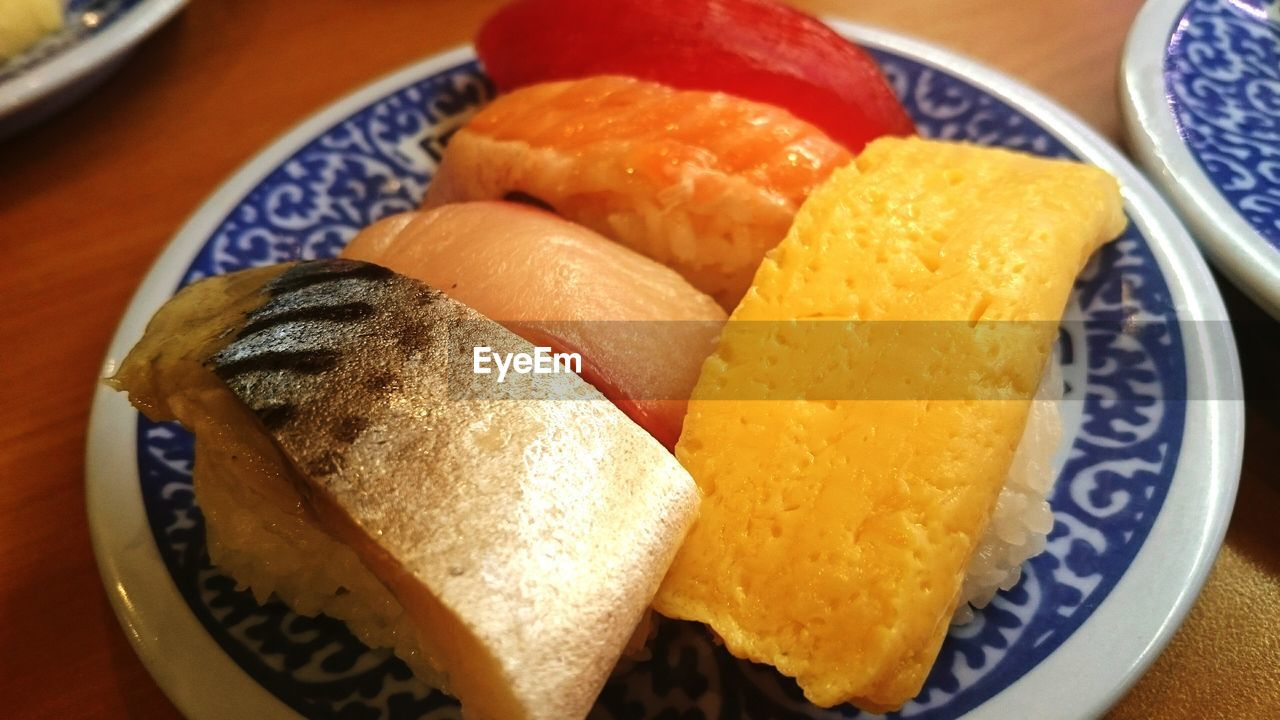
109, 260, 701, 720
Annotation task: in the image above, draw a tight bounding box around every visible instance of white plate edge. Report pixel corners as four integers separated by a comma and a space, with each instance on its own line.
0, 0, 190, 117
1119, 0, 1280, 318
83, 23, 1246, 720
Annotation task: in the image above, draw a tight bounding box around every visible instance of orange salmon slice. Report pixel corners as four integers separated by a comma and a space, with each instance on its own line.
424, 75, 853, 308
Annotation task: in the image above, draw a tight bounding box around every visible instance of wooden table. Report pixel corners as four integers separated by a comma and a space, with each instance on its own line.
1, 1, 1275, 717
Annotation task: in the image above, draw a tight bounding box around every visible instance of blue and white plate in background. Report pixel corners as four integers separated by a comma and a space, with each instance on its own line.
0, 0, 186, 138
1122, 0, 1280, 318
86, 23, 1244, 720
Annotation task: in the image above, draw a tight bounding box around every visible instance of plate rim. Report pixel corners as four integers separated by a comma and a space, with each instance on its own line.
85, 23, 1244, 720
1120, 0, 1280, 318
0, 0, 189, 118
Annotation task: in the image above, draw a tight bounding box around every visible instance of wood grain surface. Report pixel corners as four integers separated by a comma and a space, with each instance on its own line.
0, 1, 1275, 718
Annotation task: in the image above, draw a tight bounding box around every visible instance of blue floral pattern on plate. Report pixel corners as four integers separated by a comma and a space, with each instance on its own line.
135, 51, 1187, 719
1166, 0, 1280, 250
0, 0, 144, 82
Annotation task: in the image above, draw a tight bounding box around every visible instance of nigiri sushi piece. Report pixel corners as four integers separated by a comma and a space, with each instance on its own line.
655, 137, 1126, 711
110, 259, 700, 720
476, 0, 915, 151
341, 202, 727, 449
424, 75, 853, 308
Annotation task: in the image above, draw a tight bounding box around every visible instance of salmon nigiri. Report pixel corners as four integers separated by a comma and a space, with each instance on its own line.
342, 201, 727, 448
423, 75, 853, 308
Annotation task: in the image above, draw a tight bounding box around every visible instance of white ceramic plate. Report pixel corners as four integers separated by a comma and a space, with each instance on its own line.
1121, 0, 1280, 318
87, 23, 1244, 720
0, 0, 186, 138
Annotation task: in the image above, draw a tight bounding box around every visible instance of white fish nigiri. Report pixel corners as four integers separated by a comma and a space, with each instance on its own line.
342, 202, 727, 448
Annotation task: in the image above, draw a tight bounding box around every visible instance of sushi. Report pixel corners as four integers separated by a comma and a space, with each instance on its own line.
341, 201, 727, 449
654, 137, 1126, 711
105, 2, 1130, 712
110, 259, 701, 720
424, 74, 853, 308
475, 0, 915, 151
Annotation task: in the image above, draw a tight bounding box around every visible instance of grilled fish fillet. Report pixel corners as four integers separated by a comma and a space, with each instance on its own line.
110, 259, 701, 720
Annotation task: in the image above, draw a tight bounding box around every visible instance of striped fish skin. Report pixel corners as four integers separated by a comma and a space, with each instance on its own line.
113, 259, 701, 720
208, 259, 452, 476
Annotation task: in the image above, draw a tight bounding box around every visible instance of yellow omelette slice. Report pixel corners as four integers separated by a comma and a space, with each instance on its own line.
654, 137, 1126, 712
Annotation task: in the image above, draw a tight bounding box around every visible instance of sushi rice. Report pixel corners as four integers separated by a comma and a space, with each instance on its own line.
195, 437, 451, 691
194, 354, 1062, 688
953, 356, 1063, 624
